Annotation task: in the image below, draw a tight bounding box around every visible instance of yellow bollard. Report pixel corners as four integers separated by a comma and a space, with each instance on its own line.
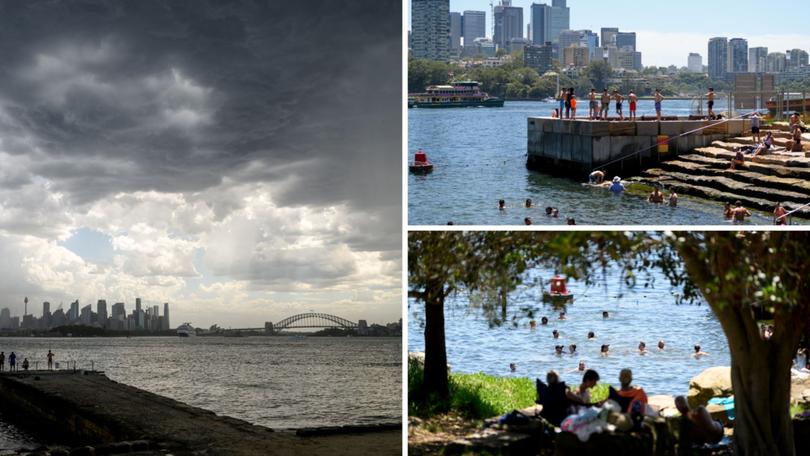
657, 135, 669, 153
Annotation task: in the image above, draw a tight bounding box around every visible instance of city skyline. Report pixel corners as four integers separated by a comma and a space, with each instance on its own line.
408, 0, 810, 67
0, 1, 401, 329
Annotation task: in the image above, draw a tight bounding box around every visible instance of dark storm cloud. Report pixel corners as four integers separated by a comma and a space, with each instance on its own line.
0, 0, 402, 228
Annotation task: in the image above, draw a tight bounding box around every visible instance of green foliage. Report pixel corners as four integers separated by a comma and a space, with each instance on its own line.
585, 61, 612, 91
408, 58, 454, 92
409, 357, 535, 419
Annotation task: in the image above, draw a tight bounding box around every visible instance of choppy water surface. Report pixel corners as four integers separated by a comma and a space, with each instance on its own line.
408, 100, 802, 225
408, 267, 730, 396
0, 336, 400, 447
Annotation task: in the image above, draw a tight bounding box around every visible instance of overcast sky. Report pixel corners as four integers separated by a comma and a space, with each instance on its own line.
410, 0, 810, 68
0, 0, 401, 328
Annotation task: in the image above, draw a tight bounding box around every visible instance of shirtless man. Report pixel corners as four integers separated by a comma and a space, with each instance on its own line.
628, 90, 638, 121
774, 202, 788, 225
657, 340, 665, 350
589, 88, 598, 120
674, 396, 724, 444
613, 90, 624, 120
600, 88, 611, 119
668, 190, 678, 207
589, 170, 605, 184
705, 88, 716, 119
692, 344, 709, 358
648, 187, 664, 203
638, 341, 647, 354
654, 89, 664, 121
732, 200, 751, 223
723, 202, 733, 220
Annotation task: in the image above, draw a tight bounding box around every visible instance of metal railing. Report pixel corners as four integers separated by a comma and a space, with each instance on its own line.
691, 89, 809, 120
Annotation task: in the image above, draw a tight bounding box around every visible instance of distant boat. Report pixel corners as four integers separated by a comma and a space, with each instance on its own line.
408, 81, 504, 108
177, 323, 196, 337
542, 97, 557, 103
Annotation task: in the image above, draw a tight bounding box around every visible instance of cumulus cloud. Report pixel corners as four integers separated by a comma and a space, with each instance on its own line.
0, 0, 401, 326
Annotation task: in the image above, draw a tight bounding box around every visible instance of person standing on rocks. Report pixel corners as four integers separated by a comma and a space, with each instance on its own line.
750, 111, 761, 143
47, 350, 55, 370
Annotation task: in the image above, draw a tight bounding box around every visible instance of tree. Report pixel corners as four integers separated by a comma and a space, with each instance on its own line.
408, 231, 810, 456
585, 60, 612, 91
408, 58, 454, 93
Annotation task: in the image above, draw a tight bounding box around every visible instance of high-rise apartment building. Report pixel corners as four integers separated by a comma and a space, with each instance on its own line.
748, 47, 768, 73
112, 302, 126, 321
688, 53, 703, 73
411, 0, 450, 61
787, 48, 809, 69
97, 299, 108, 324
708, 37, 728, 80
69, 299, 80, 322
524, 42, 553, 73
728, 38, 748, 73
615, 32, 636, 51
530, 3, 551, 45
548, 0, 569, 44
449, 12, 462, 53
163, 302, 170, 331
493, 1, 523, 49
600, 27, 619, 48
462, 10, 486, 47
766, 52, 786, 73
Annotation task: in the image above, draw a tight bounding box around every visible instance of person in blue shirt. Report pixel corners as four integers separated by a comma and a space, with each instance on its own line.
609, 176, 625, 193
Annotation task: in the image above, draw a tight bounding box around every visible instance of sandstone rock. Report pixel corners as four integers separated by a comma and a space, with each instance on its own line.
687, 366, 732, 408
647, 395, 677, 417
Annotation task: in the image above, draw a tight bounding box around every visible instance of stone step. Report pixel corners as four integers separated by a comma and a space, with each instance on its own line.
660, 158, 810, 194
642, 168, 810, 204
638, 171, 810, 218
693, 147, 810, 174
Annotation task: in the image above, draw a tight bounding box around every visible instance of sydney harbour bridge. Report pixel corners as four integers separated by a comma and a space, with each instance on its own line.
229, 312, 364, 335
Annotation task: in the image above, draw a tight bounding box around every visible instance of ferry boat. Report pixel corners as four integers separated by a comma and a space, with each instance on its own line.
177, 323, 196, 337
408, 81, 504, 108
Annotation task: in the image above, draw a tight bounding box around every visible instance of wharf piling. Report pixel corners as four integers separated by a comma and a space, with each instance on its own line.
526, 117, 749, 177
0, 371, 400, 455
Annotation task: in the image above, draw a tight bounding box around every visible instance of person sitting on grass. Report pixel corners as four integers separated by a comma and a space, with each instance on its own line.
608, 368, 648, 414
536, 370, 598, 426
674, 396, 724, 444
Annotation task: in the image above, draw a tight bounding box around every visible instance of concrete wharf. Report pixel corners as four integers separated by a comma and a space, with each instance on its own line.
0, 371, 400, 455
527, 117, 810, 218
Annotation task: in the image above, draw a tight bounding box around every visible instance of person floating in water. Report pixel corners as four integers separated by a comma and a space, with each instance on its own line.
600, 344, 610, 356
658, 340, 665, 350
525, 198, 533, 208
568, 344, 577, 354
555, 345, 565, 355
566, 218, 576, 225
47, 350, 55, 370
498, 199, 506, 211
524, 217, 532, 225
529, 320, 537, 330
558, 311, 566, 320
638, 341, 647, 355
510, 362, 517, 372
609, 177, 625, 193
602, 311, 609, 319
541, 316, 549, 325
552, 329, 560, 339
692, 344, 709, 358
587, 331, 595, 339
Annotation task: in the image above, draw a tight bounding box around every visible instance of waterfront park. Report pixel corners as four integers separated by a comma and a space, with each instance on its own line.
407, 231, 810, 455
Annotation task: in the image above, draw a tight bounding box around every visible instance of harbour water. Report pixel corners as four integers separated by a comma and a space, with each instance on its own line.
408, 100, 802, 226
408, 266, 731, 397
0, 336, 400, 448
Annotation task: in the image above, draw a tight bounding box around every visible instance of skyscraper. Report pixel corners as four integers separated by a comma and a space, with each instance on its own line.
748, 47, 768, 73
708, 37, 728, 80
728, 38, 748, 73
163, 302, 170, 331
549, 0, 570, 44
493, 1, 523, 49
688, 53, 703, 73
462, 10, 486, 47
524, 42, 553, 73
97, 299, 108, 326
615, 32, 636, 51
530, 3, 551, 45
766, 52, 786, 73
412, 0, 450, 61
600, 27, 619, 48
449, 12, 462, 53
787, 48, 809, 69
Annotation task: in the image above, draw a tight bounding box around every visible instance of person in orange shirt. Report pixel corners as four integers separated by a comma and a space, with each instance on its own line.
608, 368, 648, 413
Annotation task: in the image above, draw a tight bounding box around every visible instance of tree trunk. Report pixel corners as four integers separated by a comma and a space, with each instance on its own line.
423, 279, 449, 400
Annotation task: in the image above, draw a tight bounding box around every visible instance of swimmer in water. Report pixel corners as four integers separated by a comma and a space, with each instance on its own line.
569, 344, 577, 354
600, 344, 610, 356
510, 362, 517, 372
602, 311, 609, 319
609, 176, 625, 193
638, 341, 647, 355
567, 218, 576, 225
499, 199, 506, 210
577, 360, 586, 371
524, 217, 532, 225
648, 187, 664, 203
525, 198, 533, 208
693, 344, 709, 358
552, 329, 560, 339
529, 320, 537, 329
541, 316, 549, 325
723, 202, 733, 220
732, 201, 751, 223
587, 331, 595, 339
551, 208, 560, 218
558, 311, 566, 320
658, 340, 665, 350
545, 207, 553, 216
669, 190, 678, 207
555, 345, 564, 355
